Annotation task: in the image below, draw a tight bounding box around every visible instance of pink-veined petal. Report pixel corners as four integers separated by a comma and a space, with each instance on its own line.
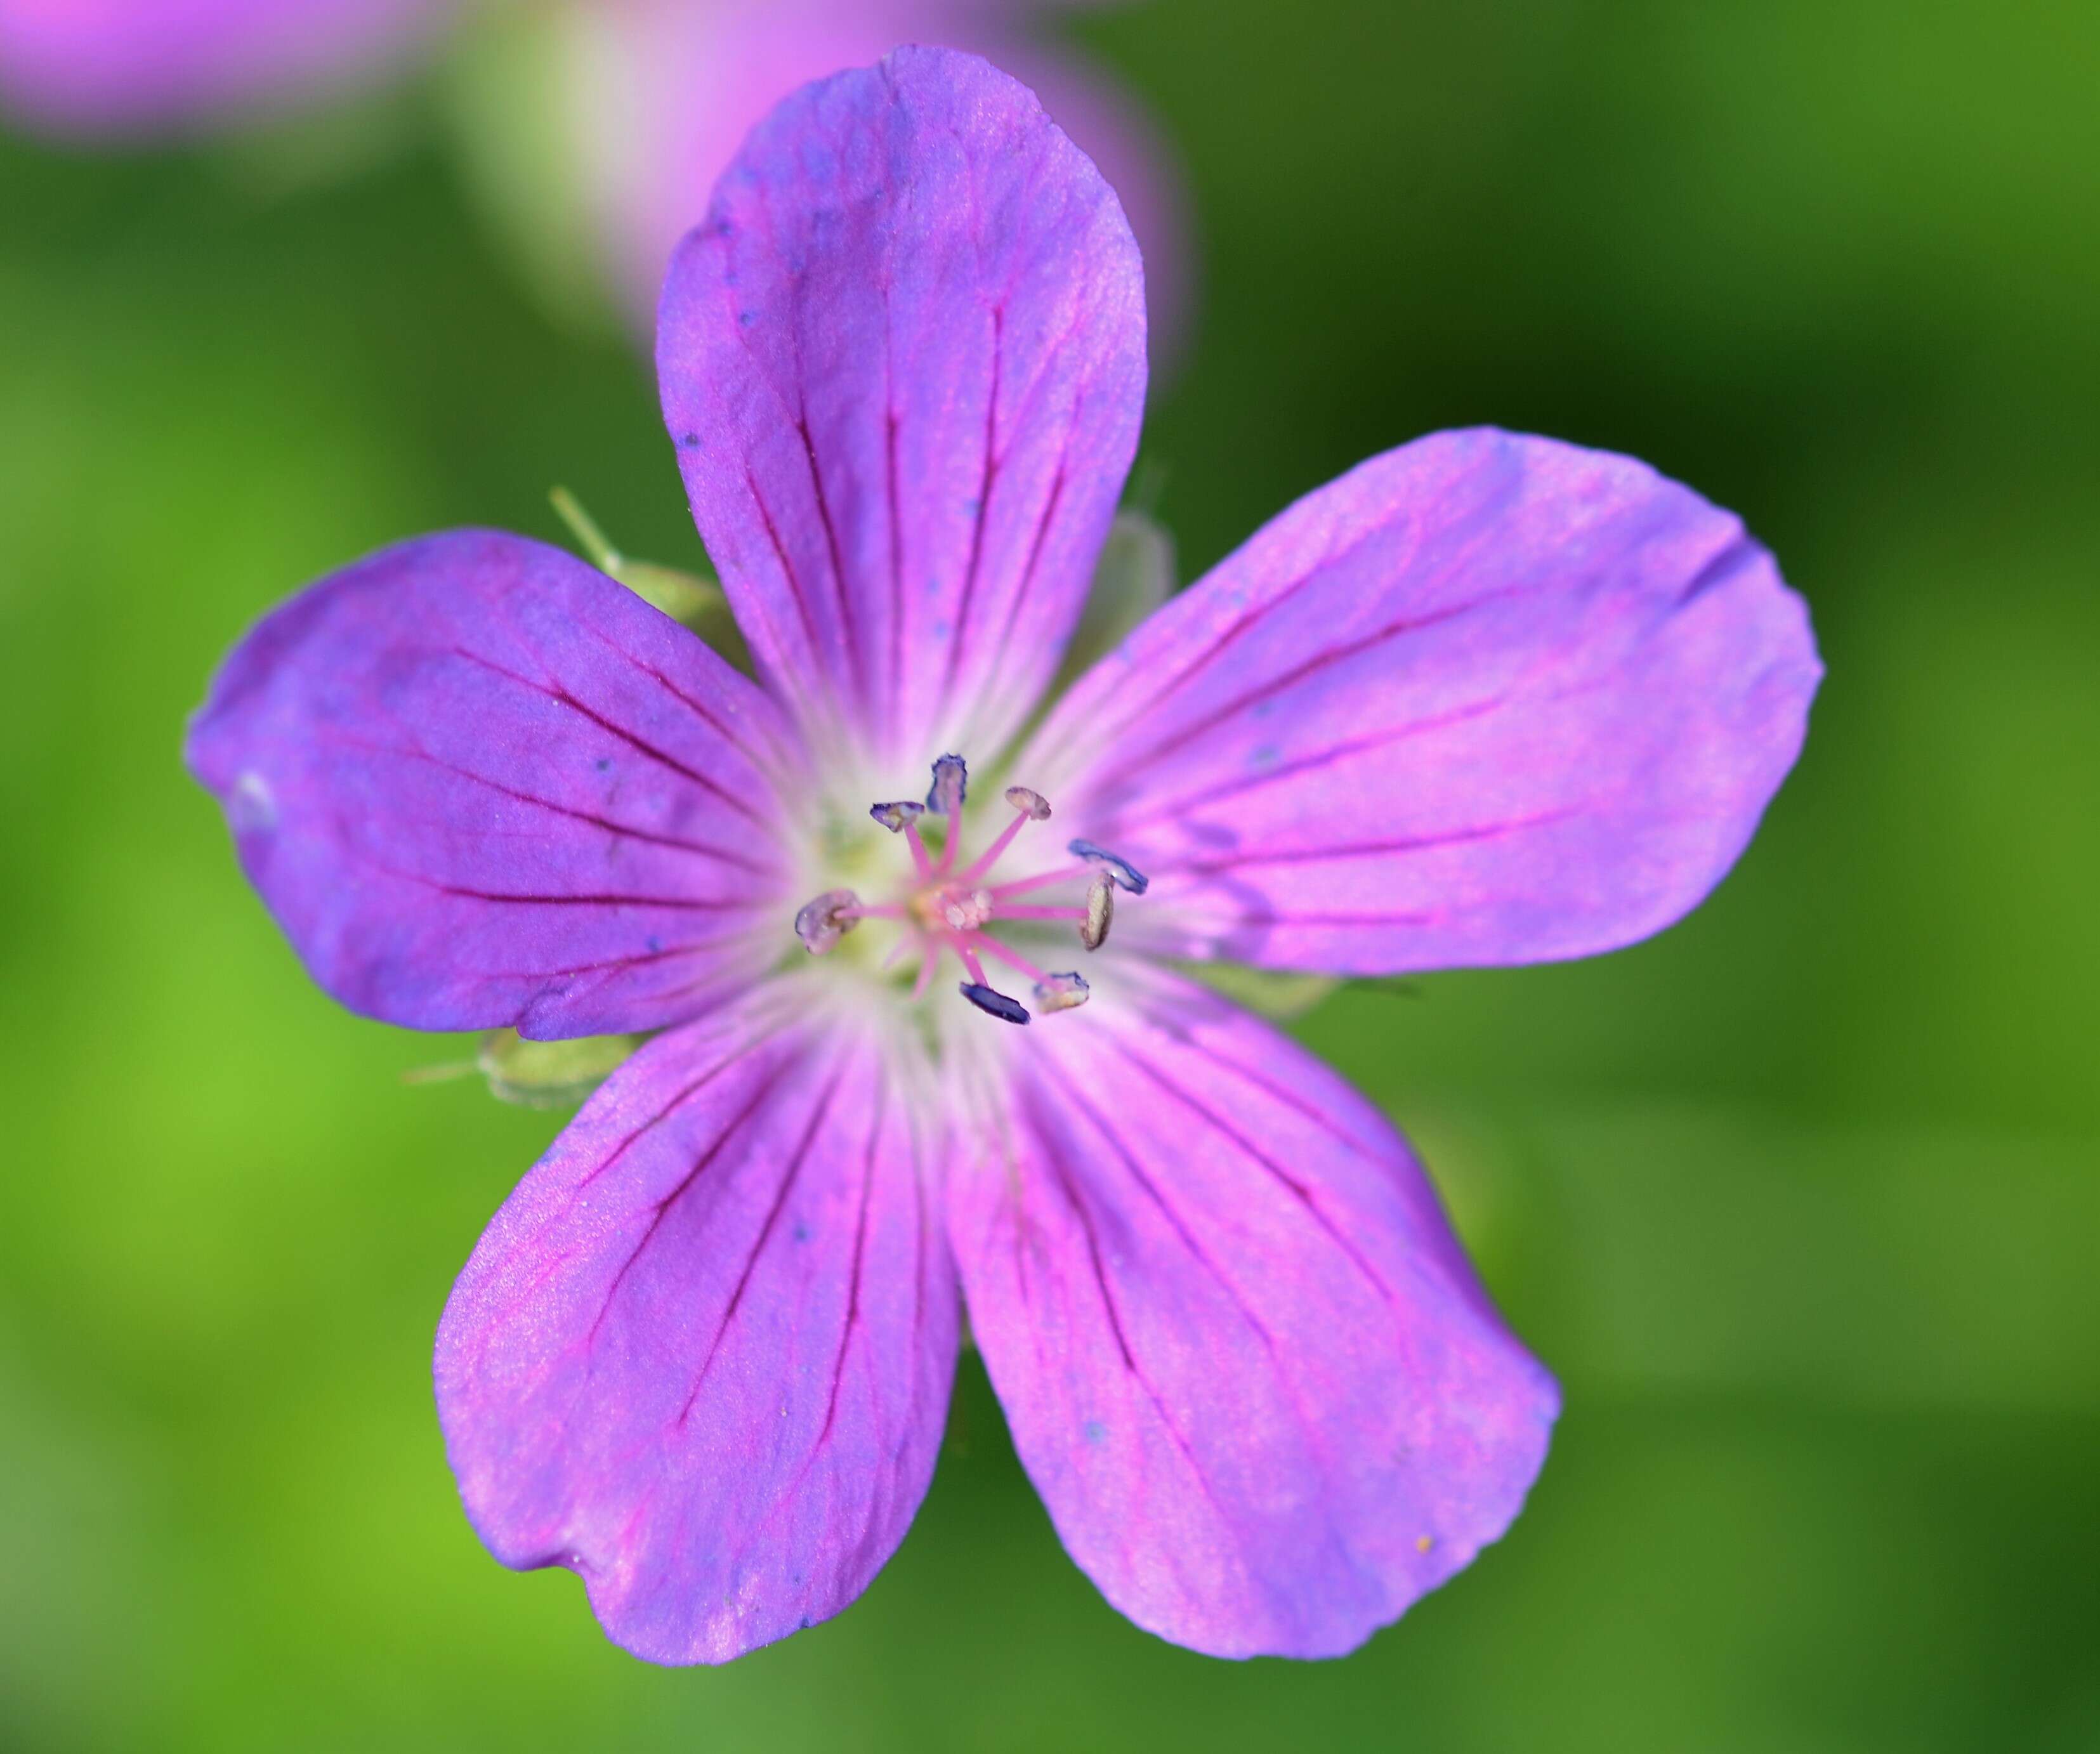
1026, 428, 1821, 974
185, 530, 798, 1037
657, 45, 1147, 766
0, 0, 448, 136
436, 988, 959, 1664
948, 964, 1556, 1658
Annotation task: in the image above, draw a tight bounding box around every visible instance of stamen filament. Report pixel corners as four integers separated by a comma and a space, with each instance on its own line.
976, 937, 1046, 983
993, 903, 1089, 920
988, 862, 1087, 899
903, 821, 934, 879
958, 807, 1030, 882
954, 942, 990, 987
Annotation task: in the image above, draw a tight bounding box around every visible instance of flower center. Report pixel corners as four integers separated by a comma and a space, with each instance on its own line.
791, 755, 1148, 1024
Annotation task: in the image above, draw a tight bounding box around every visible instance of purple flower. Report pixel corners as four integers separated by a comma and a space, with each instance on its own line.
186, 48, 1820, 1663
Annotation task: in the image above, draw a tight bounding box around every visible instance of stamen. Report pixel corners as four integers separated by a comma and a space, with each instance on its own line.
977, 938, 1045, 981
808, 757, 1140, 1016
927, 754, 968, 875
987, 862, 1087, 900
903, 818, 933, 879
1069, 838, 1150, 895
1032, 971, 1091, 1012
959, 982, 1031, 1024
925, 754, 968, 816
794, 888, 860, 955
960, 782, 1053, 882
1080, 875, 1114, 950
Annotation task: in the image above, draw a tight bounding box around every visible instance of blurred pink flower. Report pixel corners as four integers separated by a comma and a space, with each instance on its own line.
0, 0, 450, 134
556, 0, 1188, 345
0, 0, 1189, 349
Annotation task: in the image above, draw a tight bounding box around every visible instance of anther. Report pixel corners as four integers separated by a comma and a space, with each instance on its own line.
1032, 971, 1090, 1012
925, 754, 968, 816
794, 888, 860, 955
959, 981, 1030, 1024
1069, 838, 1149, 895
962, 783, 1054, 881
1080, 874, 1114, 950
869, 800, 925, 832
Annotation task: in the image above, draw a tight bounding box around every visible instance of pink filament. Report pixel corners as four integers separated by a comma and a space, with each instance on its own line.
976, 936, 1046, 983
988, 862, 1087, 899
903, 820, 934, 880
958, 806, 1030, 882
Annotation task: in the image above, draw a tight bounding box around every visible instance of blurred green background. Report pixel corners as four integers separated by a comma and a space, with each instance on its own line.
3, 2, 2097, 1750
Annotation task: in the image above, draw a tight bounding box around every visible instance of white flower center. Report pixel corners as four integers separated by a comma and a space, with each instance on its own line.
790, 756, 1147, 1024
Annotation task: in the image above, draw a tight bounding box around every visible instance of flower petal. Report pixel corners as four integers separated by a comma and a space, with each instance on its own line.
657, 45, 1147, 766
948, 965, 1556, 1658
0, 0, 446, 136
1027, 428, 1822, 973
185, 530, 797, 1037
436, 989, 959, 1665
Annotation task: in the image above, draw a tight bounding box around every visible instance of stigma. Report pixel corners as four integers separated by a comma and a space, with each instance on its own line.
795, 755, 1146, 1024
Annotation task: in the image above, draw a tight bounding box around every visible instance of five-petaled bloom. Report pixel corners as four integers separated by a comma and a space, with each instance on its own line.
187, 49, 1820, 1662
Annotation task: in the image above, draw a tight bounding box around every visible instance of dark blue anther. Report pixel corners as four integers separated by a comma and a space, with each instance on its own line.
1068, 839, 1149, 895
926, 754, 969, 815
959, 981, 1030, 1024
869, 800, 925, 832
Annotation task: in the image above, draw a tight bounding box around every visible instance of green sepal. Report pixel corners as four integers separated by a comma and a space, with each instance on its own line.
614, 562, 754, 671
475, 1029, 645, 1109
549, 487, 754, 672
1054, 509, 1176, 690
1176, 962, 1342, 1021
